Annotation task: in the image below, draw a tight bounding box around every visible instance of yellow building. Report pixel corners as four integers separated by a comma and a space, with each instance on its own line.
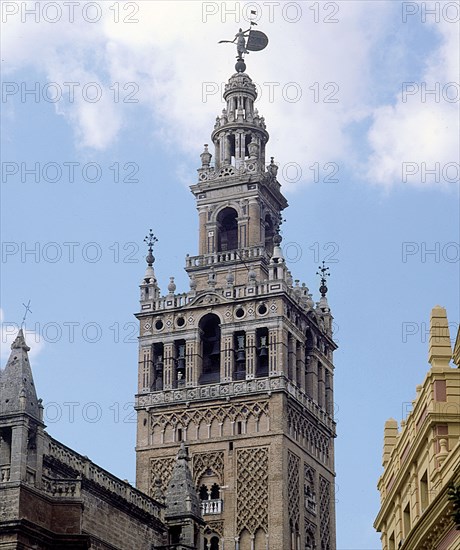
374, 306, 460, 549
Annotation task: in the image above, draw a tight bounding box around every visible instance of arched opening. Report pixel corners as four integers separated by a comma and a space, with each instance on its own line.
234, 330, 246, 380
198, 471, 222, 516
204, 534, 220, 550
217, 207, 238, 252
199, 314, 221, 384
256, 327, 269, 377
264, 214, 275, 256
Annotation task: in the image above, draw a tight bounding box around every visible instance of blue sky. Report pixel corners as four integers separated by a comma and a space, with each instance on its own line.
1, 1, 459, 548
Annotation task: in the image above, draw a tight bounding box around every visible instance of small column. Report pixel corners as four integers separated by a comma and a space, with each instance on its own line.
246, 331, 256, 379
186, 339, 199, 387
222, 332, 234, 382
297, 342, 305, 391
305, 355, 318, 402
288, 334, 296, 383
163, 343, 175, 390
198, 208, 208, 256
268, 328, 278, 376
325, 369, 333, 415
317, 363, 325, 409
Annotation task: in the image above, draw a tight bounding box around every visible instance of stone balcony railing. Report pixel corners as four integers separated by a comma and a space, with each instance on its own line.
43, 477, 81, 498
201, 499, 223, 515
136, 375, 335, 431
47, 437, 163, 518
185, 245, 270, 269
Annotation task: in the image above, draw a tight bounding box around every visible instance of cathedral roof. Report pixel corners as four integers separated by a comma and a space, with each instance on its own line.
0, 329, 41, 419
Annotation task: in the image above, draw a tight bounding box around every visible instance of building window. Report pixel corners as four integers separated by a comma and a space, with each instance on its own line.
199, 314, 221, 385
234, 331, 246, 380
420, 471, 428, 513
217, 207, 238, 252
403, 503, 411, 537
256, 327, 269, 377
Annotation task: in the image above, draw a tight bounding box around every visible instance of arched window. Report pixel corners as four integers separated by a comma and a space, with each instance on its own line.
217, 207, 238, 252
264, 214, 275, 255
199, 314, 221, 384
256, 327, 269, 377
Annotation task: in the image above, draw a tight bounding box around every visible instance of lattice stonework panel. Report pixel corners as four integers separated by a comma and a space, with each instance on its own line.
150, 456, 175, 494
192, 451, 225, 484
305, 519, 316, 550
236, 447, 269, 535
319, 475, 331, 550
205, 520, 224, 538
304, 464, 317, 514
288, 451, 300, 530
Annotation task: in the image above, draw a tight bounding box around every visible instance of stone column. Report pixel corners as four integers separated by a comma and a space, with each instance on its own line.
222, 331, 234, 382
305, 355, 318, 402
245, 330, 256, 379
297, 343, 305, 391
186, 338, 199, 387
325, 369, 333, 415
317, 363, 325, 409
198, 208, 207, 255
268, 328, 278, 376
163, 343, 175, 390
248, 199, 261, 247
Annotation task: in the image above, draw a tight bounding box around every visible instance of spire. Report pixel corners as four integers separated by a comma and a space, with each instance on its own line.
140, 229, 160, 301
0, 329, 41, 420
316, 262, 331, 313
165, 442, 202, 521
428, 305, 452, 369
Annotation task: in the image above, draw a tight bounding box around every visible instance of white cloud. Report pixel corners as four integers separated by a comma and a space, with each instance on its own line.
3, 1, 456, 188
366, 15, 460, 188
0, 309, 45, 364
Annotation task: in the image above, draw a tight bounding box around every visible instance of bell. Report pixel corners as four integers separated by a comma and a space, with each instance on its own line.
258, 345, 268, 357
236, 349, 246, 363
155, 356, 164, 372
176, 357, 185, 371
258, 336, 268, 357
209, 339, 220, 356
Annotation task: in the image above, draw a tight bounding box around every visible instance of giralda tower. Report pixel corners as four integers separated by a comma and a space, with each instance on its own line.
135, 29, 337, 550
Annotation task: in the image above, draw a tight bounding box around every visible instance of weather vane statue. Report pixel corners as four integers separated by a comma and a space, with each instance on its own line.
219, 11, 269, 73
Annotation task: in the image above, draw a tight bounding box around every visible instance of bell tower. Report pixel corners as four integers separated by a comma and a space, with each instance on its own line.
135, 32, 337, 550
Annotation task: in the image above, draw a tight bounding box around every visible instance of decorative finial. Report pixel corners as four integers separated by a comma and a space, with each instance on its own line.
21, 299, 32, 329
316, 261, 330, 297
144, 229, 158, 267
218, 20, 269, 72
200, 144, 212, 168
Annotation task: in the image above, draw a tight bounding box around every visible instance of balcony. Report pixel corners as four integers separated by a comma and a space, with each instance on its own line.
201, 498, 223, 515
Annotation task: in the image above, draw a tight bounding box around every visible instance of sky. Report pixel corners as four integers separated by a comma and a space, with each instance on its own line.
1, 1, 459, 548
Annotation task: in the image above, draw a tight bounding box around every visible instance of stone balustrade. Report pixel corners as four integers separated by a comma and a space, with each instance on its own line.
43, 477, 81, 498
47, 438, 162, 518
201, 498, 222, 515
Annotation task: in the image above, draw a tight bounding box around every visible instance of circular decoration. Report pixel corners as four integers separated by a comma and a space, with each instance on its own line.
235, 307, 245, 319
176, 317, 186, 328
258, 304, 268, 315
155, 320, 164, 331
